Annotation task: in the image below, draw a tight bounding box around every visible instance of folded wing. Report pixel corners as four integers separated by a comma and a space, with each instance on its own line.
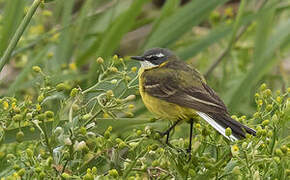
142, 61, 256, 141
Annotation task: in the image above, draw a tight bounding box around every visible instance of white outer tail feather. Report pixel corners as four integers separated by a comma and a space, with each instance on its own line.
196, 111, 238, 142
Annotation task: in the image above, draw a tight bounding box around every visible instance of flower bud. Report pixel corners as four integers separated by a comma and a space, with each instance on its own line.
37, 94, 44, 103
257, 100, 263, 106
103, 113, 110, 118
281, 145, 287, 153
80, 127, 87, 136
267, 130, 273, 137
131, 66, 137, 73
242, 142, 248, 149
273, 156, 280, 163
16, 131, 24, 143
195, 123, 201, 129
113, 55, 118, 61
276, 96, 282, 103
266, 104, 273, 111
2, 101, 9, 110
232, 166, 240, 175
110, 79, 117, 84
225, 127, 232, 137
125, 111, 134, 117
109, 67, 118, 73
17, 168, 25, 176
45, 111, 54, 118
70, 88, 79, 97
128, 104, 135, 109
26, 148, 33, 158
61, 172, 71, 179
125, 76, 131, 81
54, 127, 63, 136
272, 114, 278, 124
32, 66, 41, 73
13, 114, 23, 122
39, 171, 46, 178
262, 119, 270, 126
254, 93, 260, 99
108, 169, 119, 178
13, 164, 20, 170
129, 142, 138, 149
264, 89, 272, 97
231, 144, 239, 156
152, 160, 159, 167
136, 130, 142, 136
75, 141, 87, 151
64, 137, 72, 146
96, 57, 104, 64
106, 90, 114, 97
260, 83, 267, 91
253, 112, 260, 118
82, 113, 92, 120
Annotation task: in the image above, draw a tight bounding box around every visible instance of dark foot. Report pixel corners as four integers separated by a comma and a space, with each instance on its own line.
187, 119, 194, 162
186, 148, 192, 162
157, 120, 181, 144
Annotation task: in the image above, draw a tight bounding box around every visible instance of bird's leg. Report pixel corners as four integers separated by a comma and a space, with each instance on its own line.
160, 119, 181, 144
187, 119, 194, 160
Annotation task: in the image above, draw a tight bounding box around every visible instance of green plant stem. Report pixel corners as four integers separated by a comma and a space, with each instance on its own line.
243, 150, 253, 178
41, 121, 53, 157
0, 0, 42, 72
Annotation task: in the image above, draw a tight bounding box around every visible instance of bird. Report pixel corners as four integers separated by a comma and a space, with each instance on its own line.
131, 48, 256, 152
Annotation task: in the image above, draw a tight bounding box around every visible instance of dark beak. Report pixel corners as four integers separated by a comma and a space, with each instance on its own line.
130, 56, 144, 61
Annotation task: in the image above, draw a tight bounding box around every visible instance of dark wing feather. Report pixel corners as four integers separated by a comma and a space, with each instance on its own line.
142, 61, 227, 114
142, 60, 256, 139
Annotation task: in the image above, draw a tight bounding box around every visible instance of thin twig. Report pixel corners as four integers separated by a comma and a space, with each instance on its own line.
205, 25, 248, 78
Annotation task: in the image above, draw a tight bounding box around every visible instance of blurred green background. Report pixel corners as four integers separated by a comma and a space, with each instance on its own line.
0, 0, 289, 116
0, 0, 289, 179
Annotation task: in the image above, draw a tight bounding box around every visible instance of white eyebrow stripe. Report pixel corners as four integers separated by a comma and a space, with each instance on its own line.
156, 53, 164, 57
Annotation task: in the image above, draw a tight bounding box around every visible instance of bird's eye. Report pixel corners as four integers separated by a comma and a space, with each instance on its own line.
146, 55, 158, 61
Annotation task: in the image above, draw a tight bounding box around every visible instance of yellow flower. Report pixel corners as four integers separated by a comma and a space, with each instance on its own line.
47, 52, 54, 58
224, 7, 234, 17
36, 104, 42, 112
3, 101, 9, 110
128, 104, 135, 109
29, 25, 45, 35
231, 144, 239, 156
11, 102, 16, 109
113, 55, 118, 61
276, 96, 281, 103
131, 66, 137, 73
69, 63, 77, 71
103, 113, 110, 118
42, 10, 52, 17
50, 33, 60, 42
194, 123, 201, 129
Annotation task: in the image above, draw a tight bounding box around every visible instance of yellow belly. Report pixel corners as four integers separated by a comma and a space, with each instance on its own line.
138, 69, 197, 121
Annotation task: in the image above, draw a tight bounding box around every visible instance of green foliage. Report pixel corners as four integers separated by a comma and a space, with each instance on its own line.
0, 0, 289, 179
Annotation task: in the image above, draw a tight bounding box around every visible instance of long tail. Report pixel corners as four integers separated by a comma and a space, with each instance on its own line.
196, 111, 256, 141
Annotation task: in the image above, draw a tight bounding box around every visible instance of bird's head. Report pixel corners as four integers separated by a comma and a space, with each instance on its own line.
131, 48, 174, 69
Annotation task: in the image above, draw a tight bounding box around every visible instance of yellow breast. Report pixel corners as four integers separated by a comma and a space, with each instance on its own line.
138, 68, 197, 121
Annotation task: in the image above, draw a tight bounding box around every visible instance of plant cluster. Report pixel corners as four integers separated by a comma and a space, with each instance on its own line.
0, 0, 289, 179
0, 55, 289, 179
